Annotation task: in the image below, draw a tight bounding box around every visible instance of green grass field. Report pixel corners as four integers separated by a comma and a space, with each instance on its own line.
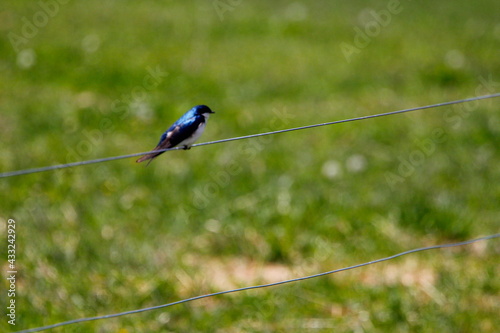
1, 0, 499, 332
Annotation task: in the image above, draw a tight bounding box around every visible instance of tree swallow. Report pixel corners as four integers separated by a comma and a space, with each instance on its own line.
136, 105, 215, 165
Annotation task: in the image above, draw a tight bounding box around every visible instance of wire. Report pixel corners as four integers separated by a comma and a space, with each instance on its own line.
1, 93, 499, 179
14, 233, 500, 333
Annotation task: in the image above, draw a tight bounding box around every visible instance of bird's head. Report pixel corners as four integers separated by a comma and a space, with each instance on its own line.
193, 105, 215, 118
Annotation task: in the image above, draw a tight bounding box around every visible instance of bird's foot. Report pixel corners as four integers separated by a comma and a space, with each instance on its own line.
183, 145, 191, 150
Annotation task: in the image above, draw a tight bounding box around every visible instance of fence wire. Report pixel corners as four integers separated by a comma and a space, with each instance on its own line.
14, 233, 500, 333
2, 93, 499, 179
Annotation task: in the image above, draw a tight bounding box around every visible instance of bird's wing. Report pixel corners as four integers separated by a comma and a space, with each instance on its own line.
162, 115, 203, 148
136, 116, 202, 164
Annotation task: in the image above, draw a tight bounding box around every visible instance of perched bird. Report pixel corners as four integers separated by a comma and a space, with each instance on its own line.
136, 105, 215, 165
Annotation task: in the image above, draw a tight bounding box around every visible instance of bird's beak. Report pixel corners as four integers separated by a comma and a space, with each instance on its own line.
210, 110, 215, 114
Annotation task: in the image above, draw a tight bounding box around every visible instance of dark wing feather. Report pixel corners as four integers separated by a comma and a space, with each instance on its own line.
136, 115, 203, 164
165, 115, 203, 147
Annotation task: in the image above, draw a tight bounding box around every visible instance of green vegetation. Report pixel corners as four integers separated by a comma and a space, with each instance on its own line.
1, 0, 499, 332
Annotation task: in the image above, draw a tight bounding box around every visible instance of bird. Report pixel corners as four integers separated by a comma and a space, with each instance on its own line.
136, 105, 215, 165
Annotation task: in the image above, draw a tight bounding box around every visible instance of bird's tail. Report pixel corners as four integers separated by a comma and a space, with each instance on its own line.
136, 152, 162, 166
137, 143, 170, 165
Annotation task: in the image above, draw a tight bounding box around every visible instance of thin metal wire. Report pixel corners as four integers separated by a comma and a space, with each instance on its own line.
1, 93, 499, 179
14, 233, 500, 333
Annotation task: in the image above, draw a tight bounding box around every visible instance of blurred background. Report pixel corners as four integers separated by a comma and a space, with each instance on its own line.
1, 0, 499, 331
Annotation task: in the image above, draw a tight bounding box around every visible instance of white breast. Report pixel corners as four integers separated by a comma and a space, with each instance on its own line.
178, 121, 206, 148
